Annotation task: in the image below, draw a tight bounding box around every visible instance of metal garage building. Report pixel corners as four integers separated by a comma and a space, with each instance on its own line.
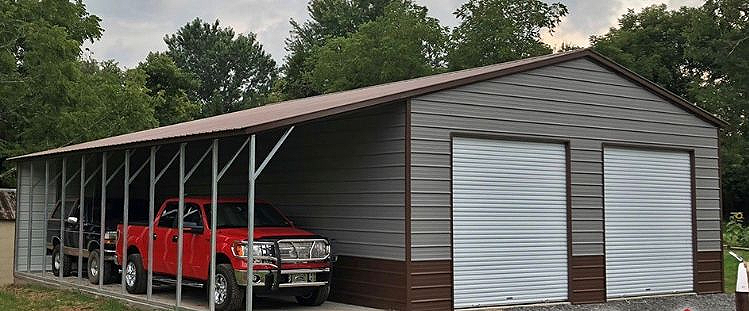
10, 48, 725, 310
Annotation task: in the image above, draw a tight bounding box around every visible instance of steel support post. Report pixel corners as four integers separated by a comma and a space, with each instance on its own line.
27, 162, 33, 272
209, 139, 219, 311
176, 143, 185, 308
99, 152, 107, 288
121, 150, 130, 293
42, 161, 49, 276
246, 135, 256, 311
147, 146, 156, 300
78, 156, 85, 279
59, 158, 66, 282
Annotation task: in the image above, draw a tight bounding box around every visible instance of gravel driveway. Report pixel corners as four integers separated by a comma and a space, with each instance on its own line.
499, 294, 735, 311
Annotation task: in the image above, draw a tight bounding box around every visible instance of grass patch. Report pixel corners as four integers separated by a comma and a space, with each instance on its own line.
725, 248, 749, 293
0, 284, 137, 311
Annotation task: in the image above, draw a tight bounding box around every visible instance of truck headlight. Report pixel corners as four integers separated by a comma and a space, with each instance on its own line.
231, 241, 275, 259
310, 240, 330, 258
104, 231, 118, 242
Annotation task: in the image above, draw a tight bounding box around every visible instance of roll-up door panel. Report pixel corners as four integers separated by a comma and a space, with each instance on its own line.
452, 137, 568, 308
604, 148, 693, 298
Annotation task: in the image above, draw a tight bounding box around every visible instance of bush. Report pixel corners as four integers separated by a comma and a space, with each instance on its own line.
724, 213, 749, 248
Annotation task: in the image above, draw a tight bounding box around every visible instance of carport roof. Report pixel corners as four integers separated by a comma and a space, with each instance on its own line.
10, 48, 726, 161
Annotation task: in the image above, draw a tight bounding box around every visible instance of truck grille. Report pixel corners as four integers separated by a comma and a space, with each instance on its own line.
277, 239, 328, 262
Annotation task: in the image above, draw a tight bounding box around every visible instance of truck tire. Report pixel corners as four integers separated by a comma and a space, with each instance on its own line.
295, 284, 330, 306
211, 263, 244, 311
125, 253, 147, 294
51, 244, 72, 277
88, 250, 116, 284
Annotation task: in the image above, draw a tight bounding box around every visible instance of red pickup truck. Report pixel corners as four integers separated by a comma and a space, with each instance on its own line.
116, 197, 332, 310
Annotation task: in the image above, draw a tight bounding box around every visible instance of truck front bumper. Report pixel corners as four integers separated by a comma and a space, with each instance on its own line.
234, 268, 330, 289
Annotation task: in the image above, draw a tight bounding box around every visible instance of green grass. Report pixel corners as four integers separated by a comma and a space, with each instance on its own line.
0, 284, 136, 311
725, 248, 749, 293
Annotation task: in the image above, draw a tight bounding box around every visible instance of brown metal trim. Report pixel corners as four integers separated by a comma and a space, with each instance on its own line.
599, 141, 608, 301
451, 131, 572, 145
690, 150, 699, 293
405, 99, 413, 310
570, 255, 606, 304
718, 128, 725, 292
565, 142, 573, 302
330, 255, 407, 310
601, 141, 696, 154
448, 132, 455, 311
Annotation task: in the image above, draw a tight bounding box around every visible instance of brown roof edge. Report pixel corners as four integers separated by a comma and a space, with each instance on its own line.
8, 48, 725, 162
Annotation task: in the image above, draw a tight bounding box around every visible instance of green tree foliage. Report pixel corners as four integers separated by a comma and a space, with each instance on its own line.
0, 0, 159, 187
447, 0, 567, 70
281, 0, 392, 99
307, 0, 447, 93
137, 52, 200, 126
165, 18, 277, 117
593, 0, 749, 214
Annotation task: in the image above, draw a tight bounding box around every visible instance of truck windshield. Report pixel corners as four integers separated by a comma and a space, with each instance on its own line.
204, 202, 290, 228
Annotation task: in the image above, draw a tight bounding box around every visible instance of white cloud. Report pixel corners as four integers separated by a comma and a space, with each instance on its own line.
82, 0, 705, 68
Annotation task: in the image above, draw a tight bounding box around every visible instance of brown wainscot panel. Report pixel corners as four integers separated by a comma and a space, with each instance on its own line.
330, 255, 407, 310
696, 251, 723, 294
409, 260, 452, 311
570, 255, 606, 304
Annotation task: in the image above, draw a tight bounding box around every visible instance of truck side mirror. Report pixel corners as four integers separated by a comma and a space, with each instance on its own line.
65, 216, 78, 226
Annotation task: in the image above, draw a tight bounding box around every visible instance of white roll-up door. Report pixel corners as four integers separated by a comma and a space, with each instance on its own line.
452, 137, 568, 308
604, 148, 693, 298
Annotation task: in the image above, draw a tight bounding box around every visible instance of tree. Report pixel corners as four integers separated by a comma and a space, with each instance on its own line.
0, 0, 103, 187
307, 0, 447, 93
165, 18, 277, 117
281, 0, 393, 99
447, 0, 568, 70
591, 5, 695, 97
593, 0, 749, 215
137, 52, 200, 126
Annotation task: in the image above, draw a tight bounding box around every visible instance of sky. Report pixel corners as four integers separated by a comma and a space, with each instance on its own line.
82, 0, 705, 68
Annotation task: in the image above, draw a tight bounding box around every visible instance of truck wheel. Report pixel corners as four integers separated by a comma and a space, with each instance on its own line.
295, 284, 330, 306
125, 253, 147, 294
211, 263, 244, 311
51, 244, 72, 277
88, 250, 116, 284
88, 250, 101, 284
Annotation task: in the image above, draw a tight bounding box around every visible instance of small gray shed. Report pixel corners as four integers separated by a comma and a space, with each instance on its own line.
10, 49, 724, 310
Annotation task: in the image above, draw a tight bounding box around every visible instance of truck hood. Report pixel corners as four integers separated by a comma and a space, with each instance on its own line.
217, 227, 317, 240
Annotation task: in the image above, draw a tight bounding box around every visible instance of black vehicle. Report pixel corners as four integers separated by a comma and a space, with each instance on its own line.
46, 198, 147, 284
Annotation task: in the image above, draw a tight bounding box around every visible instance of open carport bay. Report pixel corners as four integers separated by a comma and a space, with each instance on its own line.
13, 102, 408, 310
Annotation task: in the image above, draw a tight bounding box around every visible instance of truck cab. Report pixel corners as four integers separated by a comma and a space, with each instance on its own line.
116, 197, 333, 310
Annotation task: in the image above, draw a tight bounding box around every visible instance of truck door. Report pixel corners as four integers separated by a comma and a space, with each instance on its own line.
63, 203, 80, 255
181, 204, 206, 279
154, 202, 178, 274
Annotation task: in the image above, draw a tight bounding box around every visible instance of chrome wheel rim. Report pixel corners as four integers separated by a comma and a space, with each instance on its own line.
89, 256, 98, 278
125, 262, 136, 287
215, 274, 227, 305
53, 252, 60, 270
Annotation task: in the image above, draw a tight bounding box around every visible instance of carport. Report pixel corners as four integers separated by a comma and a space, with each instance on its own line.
10, 48, 726, 311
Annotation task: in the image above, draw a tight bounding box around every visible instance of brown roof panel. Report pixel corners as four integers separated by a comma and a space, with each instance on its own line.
9, 49, 725, 161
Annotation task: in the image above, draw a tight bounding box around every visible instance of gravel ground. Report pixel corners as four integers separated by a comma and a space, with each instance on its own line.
499, 294, 735, 311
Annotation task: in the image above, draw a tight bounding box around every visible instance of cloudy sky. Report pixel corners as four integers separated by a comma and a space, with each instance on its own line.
82, 0, 704, 68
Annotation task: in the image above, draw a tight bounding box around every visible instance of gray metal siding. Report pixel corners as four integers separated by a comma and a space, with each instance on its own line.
257, 103, 406, 261
410, 58, 720, 261
16, 161, 54, 272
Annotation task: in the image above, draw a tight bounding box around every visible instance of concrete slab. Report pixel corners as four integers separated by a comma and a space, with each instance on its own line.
21, 272, 378, 311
